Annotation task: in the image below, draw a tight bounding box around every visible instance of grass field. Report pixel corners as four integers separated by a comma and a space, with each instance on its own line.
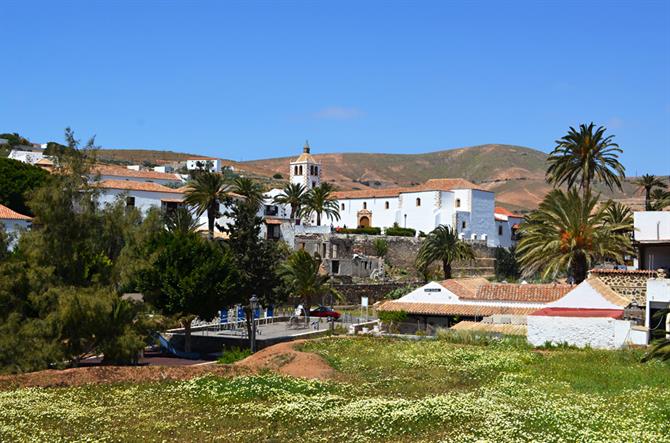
1, 336, 669, 442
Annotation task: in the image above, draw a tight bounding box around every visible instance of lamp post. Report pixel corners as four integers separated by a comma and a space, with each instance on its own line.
250, 295, 258, 353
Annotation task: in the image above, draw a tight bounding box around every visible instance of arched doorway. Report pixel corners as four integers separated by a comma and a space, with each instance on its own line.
357, 209, 372, 228
359, 216, 370, 228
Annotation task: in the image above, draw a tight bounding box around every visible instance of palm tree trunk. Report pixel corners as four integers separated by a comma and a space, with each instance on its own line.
571, 252, 588, 284
645, 186, 652, 211
182, 319, 192, 353
316, 212, 321, 226
442, 261, 452, 279
207, 205, 215, 240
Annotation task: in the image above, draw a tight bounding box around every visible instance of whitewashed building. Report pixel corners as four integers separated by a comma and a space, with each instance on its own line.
494, 207, 524, 248
634, 211, 670, 271
0, 203, 32, 250
8, 148, 48, 165
186, 158, 223, 173
92, 165, 184, 187
290, 142, 321, 190
96, 180, 187, 215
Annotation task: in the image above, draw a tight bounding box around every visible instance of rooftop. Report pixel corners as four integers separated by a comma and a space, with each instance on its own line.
93, 164, 182, 182
377, 301, 536, 317
96, 180, 187, 194
466, 283, 573, 303
0, 204, 32, 221
332, 178, 486, 200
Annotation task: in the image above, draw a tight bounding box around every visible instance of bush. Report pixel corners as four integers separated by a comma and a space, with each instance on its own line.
272, 173, 283, 179
385, 226, 416, 237
384, 284, 418, 300
336, 227, 381, 235
378, 310, 407, 323
372, 238, 389, 257
494, 246, 520, 281
218, 346, 252, 364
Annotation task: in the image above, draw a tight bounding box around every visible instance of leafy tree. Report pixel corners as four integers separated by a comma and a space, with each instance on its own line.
373, 237, 389, 258
494, 246, 520, 281
517, 189, 633, 284
278, 249, 335, 323
633, 174, 667, 211
0, 225, 10, 261
546, 123, 625, 197
183, 171, 229, 239
273, 182, 308, 221
230, 176, 265, 211
416, 225, 475, 279
164, 207, 201, 234
0, 157, 49, 215
137, 231, 238, 352
302, 183, 341, 226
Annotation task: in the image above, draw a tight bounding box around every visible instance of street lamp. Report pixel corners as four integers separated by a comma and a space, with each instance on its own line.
250, 295, 259, 353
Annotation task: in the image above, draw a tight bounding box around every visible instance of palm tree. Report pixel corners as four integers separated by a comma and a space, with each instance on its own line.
633, 174, 668, 210
273, 182, 307, 221
164, 207, 201, 235
416, 225, 475, 279
546, 123, 625, 197
183, 171, 229, 239
517, 189, 632, 284
603, 200, 633, 235
278, 249, 335, 324
302, 183, 341, 226
230, 177, 265, 212
650, 188, 670, 211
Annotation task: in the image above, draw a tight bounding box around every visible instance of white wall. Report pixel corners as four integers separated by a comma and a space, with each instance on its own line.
337, 196, 401, 229
98, 174, 180, 186
8, 150, 45, 165
634, 211, 670, 241
527, 315, 633, 349
0, 219, 31, 250
97, 189, 184, 215
468, 190, 496, 247
186, 159, 221, 172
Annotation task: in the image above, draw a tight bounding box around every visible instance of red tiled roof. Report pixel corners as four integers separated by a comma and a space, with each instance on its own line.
0, 204, 32, 221
438, 278, 490, 298
377, 301, 536, 317
93, 165, 182, 181
494, 206, 523, 217
97, 180, 186, 194
332, 178, 486, 200
465, 283, 573, 303
531, 307, 624, 318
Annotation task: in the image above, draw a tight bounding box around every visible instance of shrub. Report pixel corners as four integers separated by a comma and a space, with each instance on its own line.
384, 284, 418, 300
378, 310, 408, 323
336, 227, 381, 235
494, 246, 520, 281
372, 238, 389, 257
385, 225, 416, 237
217, 346, 252, 364
272, 173, 283, 179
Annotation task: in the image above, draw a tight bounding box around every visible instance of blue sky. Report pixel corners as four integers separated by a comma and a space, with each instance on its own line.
2, 0, 669, 175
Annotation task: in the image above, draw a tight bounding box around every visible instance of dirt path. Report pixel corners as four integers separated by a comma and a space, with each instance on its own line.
0, 340, 335, 390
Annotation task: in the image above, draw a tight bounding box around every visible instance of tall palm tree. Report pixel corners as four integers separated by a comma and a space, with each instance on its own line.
633, 174, 668, 210
603, 200, 633, 235
517, 189, 632, 284
278, 249, 335, 324
273, 182, 307, 221
302, 183, 341, 226
650, 188, 670, 211
230, 177, 265, 212
546, 123, 625, 197
416, 225, 475, 279
183, 171, 229, 239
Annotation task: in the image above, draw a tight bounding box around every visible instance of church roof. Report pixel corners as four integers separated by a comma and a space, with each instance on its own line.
332, 178, 487, 200
291, 142, 319, 164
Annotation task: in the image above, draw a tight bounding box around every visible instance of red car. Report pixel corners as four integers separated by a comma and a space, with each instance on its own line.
309, 306, 341, 320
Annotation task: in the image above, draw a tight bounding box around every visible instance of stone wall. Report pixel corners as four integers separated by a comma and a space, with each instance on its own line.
334, 281, 422, 304
590, 270, 658, 305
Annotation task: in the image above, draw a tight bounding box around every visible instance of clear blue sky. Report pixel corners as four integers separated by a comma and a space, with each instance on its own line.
2, 0, 669, 175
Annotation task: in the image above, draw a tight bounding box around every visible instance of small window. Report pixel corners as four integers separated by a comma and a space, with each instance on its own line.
455, 198, 461, 208
299, 165, 303, 175
498, 225, 503, 236
341, 203, 345, 210
385, 201, 389, 209
126, 196, 135, 207
462, 221, 466, 229
331, 260, 340, 274
363, 202, 367, 209
294, 166, 298, 175
416, 198, 421, 207
314, 166, 318, 175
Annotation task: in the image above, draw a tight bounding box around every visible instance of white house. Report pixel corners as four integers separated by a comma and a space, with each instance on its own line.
494, 206, 524, 248
186, 158, 223, 173
96, 180, 187, 215
92, 165, 184, 187
634, 211, 670, 271
0, 204, 32, 250
8, 149, 48, 165
527, 278, 642, 349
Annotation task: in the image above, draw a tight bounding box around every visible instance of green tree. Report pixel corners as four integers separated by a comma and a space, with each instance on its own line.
0, 225, 10, 261
650, 188, 670, 211
302, 183, 341, 226
230, 176, 265, 211
137, 231, 238, 352
517, 189, 632, 284
603, 200, 634, 235
494, 246, 520, 281
164, 207, 201, 235
278, 249, 335, 323
373, 237, 389, 258
633, 174, 667, 211
183, 171, 229, 239
546, 123, 625, 197
273, 182, 308, 221
0, 158, 49, 215
416, 225, 475, 279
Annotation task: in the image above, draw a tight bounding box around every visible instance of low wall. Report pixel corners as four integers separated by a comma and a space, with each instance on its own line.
527, 316, 633, 350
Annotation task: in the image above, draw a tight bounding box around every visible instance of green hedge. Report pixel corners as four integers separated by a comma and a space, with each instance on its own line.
385, 226, 416, 237
336, 227, 382, 235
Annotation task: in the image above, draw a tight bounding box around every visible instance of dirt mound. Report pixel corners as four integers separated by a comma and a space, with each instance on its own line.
235, 339, 335, 380
0, 363, 244, 390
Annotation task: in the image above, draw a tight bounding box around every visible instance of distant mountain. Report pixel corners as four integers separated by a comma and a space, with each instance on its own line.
99, 144, 649, 211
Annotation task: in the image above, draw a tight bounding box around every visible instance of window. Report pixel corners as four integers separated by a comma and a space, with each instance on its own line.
498, 225, 503, 236
341, 203, 345, 210
314, 166, 318, 175
416, 198, 421, 207
331, 260, 340, 274
385, 201, 389, 209
462, 221, 466, 229
299, 165, 303, 175
455, 198, 461, 208
294, 166, 299, 175
363, 202, 367, 209
126, 196, 135, 207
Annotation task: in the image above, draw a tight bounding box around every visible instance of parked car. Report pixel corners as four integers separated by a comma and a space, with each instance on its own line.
309, 306, 341, 320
